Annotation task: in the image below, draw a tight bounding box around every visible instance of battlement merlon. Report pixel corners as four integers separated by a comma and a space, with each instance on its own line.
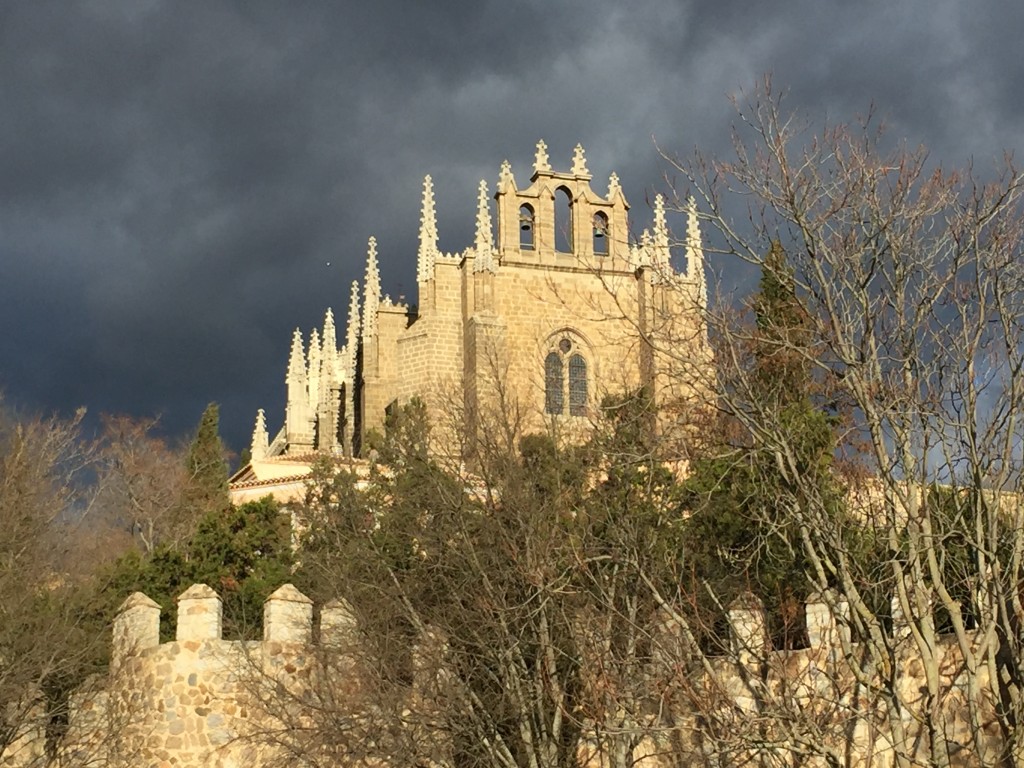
263, 583, 314, 644
177, 583, 222, 642
112, 592, 161, 662
111, 583, 360, 663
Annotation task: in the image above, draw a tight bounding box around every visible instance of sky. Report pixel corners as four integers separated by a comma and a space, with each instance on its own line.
1, 0, 1021, 458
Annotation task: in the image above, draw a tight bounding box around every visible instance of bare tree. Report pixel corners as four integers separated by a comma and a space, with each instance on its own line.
233, 83, 1024, 768
0, 404, 111, 764
92, 414, 189, 555
278, 393, 704, 768
657, 77, 1024, 767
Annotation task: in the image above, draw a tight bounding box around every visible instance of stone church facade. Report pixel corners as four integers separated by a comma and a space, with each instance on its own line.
231, 142, 709, 497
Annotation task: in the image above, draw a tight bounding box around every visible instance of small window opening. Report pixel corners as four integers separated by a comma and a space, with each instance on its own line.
593, 212, 609, 256
519, 205, 535, 250
555, 187, 573, 253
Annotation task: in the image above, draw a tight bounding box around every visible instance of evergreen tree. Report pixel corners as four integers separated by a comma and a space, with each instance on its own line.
100, 497, 294, 641
181, 402, 229, 518
682, 242, 844, 648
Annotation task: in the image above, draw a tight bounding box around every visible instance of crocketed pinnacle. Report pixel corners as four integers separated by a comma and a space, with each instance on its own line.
322, 308, 337, 355
251, 409, 269, 461
417, 175, 438, 284
322, 308, 337, 377
653, 194, 669, 252
636, 229, 653, 269
685, 196, 707, 308
473, 179, 495, 273
363, 237, 380, 340
320, 310, 337, 407
534, 139, 551, 174
608, 172, 622, 200
287, 328, 306, 382
498, 159, 515, 193
307, 327, 321, 407
571, 143, 589, 177
345, 280, 360, 378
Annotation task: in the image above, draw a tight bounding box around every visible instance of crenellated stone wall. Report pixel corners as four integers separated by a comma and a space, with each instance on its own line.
690, 592, 1003, 766
0, 584, 1006, 767
1, 584, 362, 768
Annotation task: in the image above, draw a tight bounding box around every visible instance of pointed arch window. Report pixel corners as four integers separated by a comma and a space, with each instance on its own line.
544, 336, 588, 417
519, 204, 535, 250
593, 212, 609, 256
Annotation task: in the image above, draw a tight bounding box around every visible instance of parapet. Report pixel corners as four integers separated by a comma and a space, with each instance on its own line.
112, 582, 351, 664
723, 589, 927, 664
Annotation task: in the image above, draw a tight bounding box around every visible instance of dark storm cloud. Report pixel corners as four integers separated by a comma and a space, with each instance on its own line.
0, 0, 1020, 455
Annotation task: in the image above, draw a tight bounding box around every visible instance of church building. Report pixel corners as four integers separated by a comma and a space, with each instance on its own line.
229, 142, 710, 501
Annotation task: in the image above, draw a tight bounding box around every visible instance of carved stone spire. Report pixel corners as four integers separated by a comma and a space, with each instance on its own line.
285, 328, 313, 453
571, 143, 589, 177
344, 280, 360, 456
498, 159, 515, 193
318, 308, 339, 450
251, 408, 269, 461
653, 194, 669, 251
319, 311, 335, 397
321, 308, 337, 375
636, 229, 653, 270
534, 139, 551, 174
287, 328, 306, 384
345, 281, 360, 378
685, 196, 707, 308
651, 194, 670, 275
473, 180, 495, 273
307, 327, 321, 409
363, 237, 380, 340
417, 175, 438, 284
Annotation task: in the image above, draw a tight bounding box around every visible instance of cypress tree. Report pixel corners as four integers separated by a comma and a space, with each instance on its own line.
182, 402, 229, 518
683, 241, 843, 648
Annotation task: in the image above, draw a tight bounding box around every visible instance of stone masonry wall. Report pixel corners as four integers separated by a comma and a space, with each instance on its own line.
0, 584, 357, 768
1, 583, 1005, 768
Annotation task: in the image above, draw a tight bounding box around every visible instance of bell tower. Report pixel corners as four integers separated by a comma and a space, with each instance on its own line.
495, 141, 629, 270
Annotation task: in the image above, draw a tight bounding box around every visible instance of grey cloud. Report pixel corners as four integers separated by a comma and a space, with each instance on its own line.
0, 0, 1019, 453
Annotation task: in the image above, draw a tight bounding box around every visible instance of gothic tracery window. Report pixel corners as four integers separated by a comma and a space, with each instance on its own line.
544, 336, 588, 416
